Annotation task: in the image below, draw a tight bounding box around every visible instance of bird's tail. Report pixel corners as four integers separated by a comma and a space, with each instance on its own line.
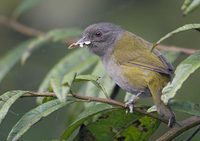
148, 77, 175, 127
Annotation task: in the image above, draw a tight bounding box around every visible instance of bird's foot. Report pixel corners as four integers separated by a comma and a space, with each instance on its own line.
167, 113, 176, 128
125, 93, 141, 113
157, 103, 176, 128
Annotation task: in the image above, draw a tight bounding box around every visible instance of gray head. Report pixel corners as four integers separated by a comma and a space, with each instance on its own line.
70, 22, 124, 57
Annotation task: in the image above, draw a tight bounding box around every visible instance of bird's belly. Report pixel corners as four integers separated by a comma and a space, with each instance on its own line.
103, 58, 148, 95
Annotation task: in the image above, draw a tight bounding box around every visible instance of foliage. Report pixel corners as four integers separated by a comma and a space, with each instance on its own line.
7, 99, 74, 141
72, 109, 160, 141
181, 0, 200, 15
0, 1, 200, 141
12, 0, 42, 18
151, 24, 200, 51
162, 50, 200, 104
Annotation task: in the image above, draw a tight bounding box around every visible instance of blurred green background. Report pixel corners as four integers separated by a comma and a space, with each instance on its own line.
0, 0, 200, 140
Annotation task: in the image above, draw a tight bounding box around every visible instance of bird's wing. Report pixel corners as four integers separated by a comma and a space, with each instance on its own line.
113, 31, 174, 76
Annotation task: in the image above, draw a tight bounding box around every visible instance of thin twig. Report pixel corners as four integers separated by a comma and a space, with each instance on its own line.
157, 45, 197, 55
25, 91, 55, 97
0, 15, 198, 55
26, 91, 168, 124
156, 116, 200, 141
11, 91, 200, 140
0, 15, 44, 36
70, 93, 125, 107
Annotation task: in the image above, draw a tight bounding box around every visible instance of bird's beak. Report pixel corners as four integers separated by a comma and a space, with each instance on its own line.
68, 36, 91, 49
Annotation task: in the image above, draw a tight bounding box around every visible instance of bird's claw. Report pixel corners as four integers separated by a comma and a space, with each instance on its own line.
125, 93, 141, 113
167, 114, 176, 128
125, 102, 134, 113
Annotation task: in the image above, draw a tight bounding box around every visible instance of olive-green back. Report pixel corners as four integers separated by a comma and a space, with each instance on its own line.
112, 31, 174, 76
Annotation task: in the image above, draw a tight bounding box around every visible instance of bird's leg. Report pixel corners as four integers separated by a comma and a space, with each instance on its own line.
125, 92, 141, 113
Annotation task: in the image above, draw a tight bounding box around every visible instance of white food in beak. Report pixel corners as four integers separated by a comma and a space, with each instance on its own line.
75, 41, 91, 48
84, 41, 91, 45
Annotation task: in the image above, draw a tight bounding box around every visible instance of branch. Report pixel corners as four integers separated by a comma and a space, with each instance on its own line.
157, 116, 200, 141
27, 91, 200, 140
25, 91, 55, 97
0, 15, 198, 55
26, 91, 168, 124
0, 15, 44, 36
157, 45, 197, 55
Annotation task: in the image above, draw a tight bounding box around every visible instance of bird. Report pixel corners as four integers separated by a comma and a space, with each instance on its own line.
69, 22, 175, 127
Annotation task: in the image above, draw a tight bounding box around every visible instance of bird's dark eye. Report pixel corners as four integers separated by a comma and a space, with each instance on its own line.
95, 31, 102, 37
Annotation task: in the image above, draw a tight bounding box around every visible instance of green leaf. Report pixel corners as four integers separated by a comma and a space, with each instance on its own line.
59, 55, 98, 102
12, 0, 42, 18
100, 73, 115, 98
169, 100, 200, 116
50, 77, 62, 100
0, 40, 32, 84
181, 0, 200, 15
147, 105, 157, 113
39, 49, 90, 92
7, 99, 74, 141
62, 55, 98, 84
51, 72, 76, 102
75, 74, 101, 82
76, 109, 160, 141
84, 62, 104, 98
76, 74, 109, 98
151, 24, 200, 51
84, 62, 115, 102
84, 62, 115, 108
162, 50, 200, 103
0, 90, 27, 125
61, 104, 114, 140
181, 0, 194, 11
21, 28, 81, 64
38, 50, 97, 104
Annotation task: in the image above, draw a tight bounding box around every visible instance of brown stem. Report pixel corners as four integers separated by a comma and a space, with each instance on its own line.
26, 91, 168, 123
0, 15, 44, 36
0, 15, 198, 55
22, 91, 200, 140
156, 116, 200, 141
25, 91, 55, 97
70, 93, 125, 107
157, 45, 197, 55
